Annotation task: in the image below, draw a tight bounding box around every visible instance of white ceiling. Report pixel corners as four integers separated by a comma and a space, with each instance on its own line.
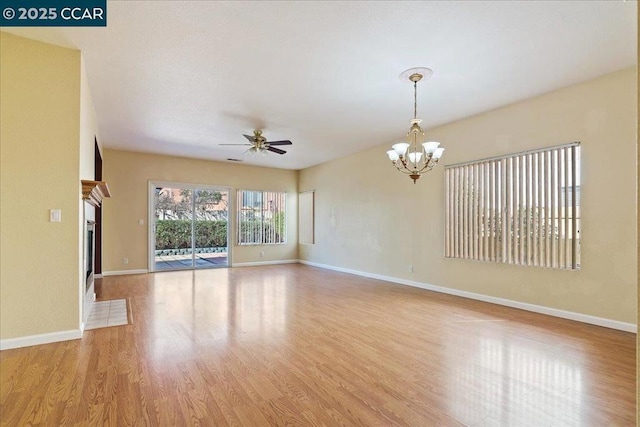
4, 1, 637, 170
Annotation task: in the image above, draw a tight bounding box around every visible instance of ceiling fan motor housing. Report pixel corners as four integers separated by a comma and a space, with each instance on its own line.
253, 130, 267, 144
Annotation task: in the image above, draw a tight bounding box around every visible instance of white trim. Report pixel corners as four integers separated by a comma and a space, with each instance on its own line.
94, 274, 102, 279
232, 259, 298, 267
299, 260, 636, 333
102, 269, 149, 276
0, 329, 82, 351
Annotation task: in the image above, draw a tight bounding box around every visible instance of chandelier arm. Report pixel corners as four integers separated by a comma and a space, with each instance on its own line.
400, 156, 425, 171
414, 159, 438, 174
394, 166, 418, 176
415, 165, 429, 173
394, 165, 424, 175
393, 161, 416, 174
394, 157, 438, 174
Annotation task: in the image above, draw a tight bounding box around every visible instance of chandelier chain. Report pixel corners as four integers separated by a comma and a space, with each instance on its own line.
413, 81, 418, 119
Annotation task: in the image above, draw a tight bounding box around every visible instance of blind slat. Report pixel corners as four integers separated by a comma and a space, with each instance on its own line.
506, 158, 512, 264
489, 162, 496, 261
463, 166, 468, 260
532, 154, 538, 266
537, 152, 544, 267
444, 170, 450, 257
571, 146, 578, 269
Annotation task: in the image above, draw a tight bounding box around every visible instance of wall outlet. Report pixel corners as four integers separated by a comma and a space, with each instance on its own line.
138, 219, 144, 225
408, 265, 414, 273
259, 251, 265, 257
50, 209, 62, 222
122, 257, 129, 265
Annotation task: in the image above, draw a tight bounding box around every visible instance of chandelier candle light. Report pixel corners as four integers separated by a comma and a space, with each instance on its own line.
387, 67, 445, 183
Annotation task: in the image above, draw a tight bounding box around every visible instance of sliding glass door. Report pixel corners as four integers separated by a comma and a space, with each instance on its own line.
150, 182, 229, 271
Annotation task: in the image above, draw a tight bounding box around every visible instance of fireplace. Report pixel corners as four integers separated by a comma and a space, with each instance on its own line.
81, 180, 110, 329
81, 180, 110, 293
85, 220, 95, 292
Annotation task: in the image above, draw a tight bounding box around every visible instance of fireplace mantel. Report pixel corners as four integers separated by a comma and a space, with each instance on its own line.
81, 180, 111, 207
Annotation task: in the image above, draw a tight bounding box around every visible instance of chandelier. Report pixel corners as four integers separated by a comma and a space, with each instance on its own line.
387, 67, 445, 183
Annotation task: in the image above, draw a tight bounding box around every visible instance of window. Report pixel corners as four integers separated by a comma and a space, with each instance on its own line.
299, 191, 315, 244
445, 142, 581, 270
237, 190, 286, 245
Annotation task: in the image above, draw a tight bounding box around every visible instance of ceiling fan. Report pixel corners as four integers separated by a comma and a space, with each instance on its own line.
220, 130, 292, 155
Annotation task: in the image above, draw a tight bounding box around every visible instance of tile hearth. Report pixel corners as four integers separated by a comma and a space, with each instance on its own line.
85, 299, 129, 330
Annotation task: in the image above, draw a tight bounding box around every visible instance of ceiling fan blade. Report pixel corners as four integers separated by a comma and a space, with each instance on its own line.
266, 140, 293, 146
219, 143, 252, 146
267, 146, 286, 155
243, 134, 256, 142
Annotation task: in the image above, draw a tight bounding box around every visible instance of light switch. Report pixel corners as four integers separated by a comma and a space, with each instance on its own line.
138, 219, 144, 225
50, 209, 62, 222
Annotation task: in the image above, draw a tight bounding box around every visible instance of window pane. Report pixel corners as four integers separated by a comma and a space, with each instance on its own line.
237, 190, 286, 245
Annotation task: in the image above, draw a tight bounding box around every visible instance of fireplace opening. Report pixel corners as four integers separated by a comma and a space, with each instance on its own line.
86, 220, 95, 292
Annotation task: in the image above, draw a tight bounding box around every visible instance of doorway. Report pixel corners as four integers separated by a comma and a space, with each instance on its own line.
149, 182, 230, 271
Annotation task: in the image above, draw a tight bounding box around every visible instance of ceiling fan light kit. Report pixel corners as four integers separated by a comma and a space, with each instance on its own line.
387, 67, 445, 183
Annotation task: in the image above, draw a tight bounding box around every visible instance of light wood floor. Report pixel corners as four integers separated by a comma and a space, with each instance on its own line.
1, 265, 635, 426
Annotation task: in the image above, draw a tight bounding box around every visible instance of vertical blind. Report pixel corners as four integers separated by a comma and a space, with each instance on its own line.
444, 142, 581, 270
237, 190, 286, 245
299, 191, 315, 244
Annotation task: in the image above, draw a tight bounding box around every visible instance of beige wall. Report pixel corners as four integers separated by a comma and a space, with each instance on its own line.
0, 33, 83, 339
300, 67, 637, 324
102, 150, 298, 272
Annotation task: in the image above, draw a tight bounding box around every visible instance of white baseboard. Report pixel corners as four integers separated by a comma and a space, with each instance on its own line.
0, 329, 82, 351
94, 274, 103, 279
232, 259, 298, 267
102, 269, 149, 276
299, 260, 637, 333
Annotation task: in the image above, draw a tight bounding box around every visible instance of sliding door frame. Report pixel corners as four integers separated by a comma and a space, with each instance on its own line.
148, 180, 233, 272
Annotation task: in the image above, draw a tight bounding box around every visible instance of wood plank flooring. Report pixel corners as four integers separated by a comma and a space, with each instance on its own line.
0, 264, 635, 426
